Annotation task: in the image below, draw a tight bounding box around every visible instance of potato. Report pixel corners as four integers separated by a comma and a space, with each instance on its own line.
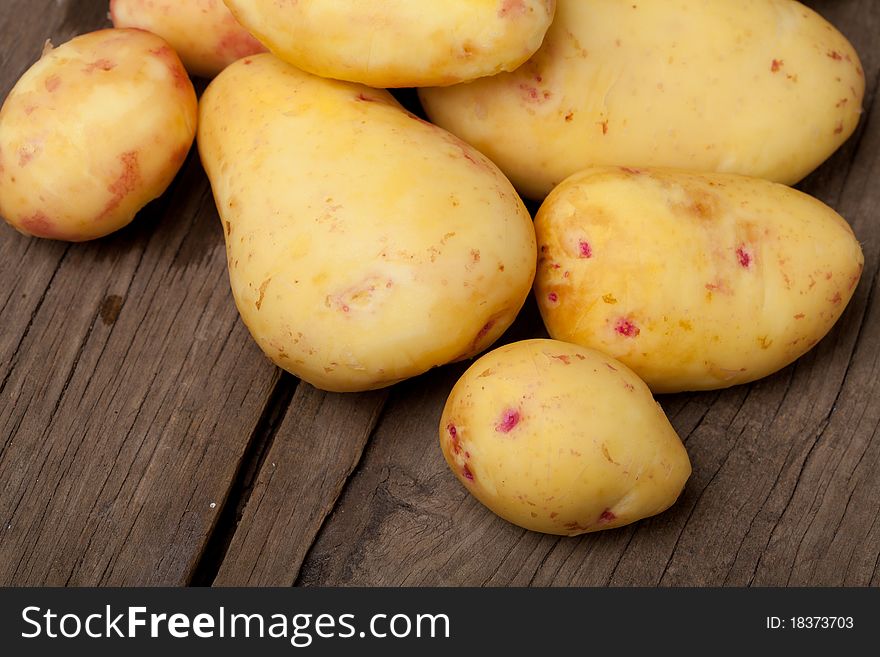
0, 29, 197, 241
440, 339, 691, 536
198, 55, 536, 392
222, 0, 556, 88
420, 0, 865, 200
110, 0, 266, 78
535, 167, 864, 393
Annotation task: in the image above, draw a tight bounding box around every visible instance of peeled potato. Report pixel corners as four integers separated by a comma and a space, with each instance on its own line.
198, 55, 536, 392
420, 0, 865, 199
0, 29, 197, 241
440, 339, 691, 535
110, 0, 266, 78
223, 0, 557, 87
535, 167, 864, 393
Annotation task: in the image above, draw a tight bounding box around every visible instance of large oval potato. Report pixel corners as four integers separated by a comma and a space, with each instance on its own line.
111, 0, 265, 78
199, 55, 536, 392
223, 0, 556, 87
440, 339, 691, 536
0, 29, 197, 241
535, 167, 864, 393
420, 0, 865, 199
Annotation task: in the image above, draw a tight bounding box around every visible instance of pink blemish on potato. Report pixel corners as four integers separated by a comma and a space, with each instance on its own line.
598, 509, 617, 524
620, 166, 642, 174
834, 122, 844, 135
447, 423, 462, 455
736, 246, 753, 269
770, 59, 783, 73
17, 146, 35, 167
578, 240, 593, 259
462, 464, 474, 482
794, 313, 805, 320
599, 119, 609, 135
615, 318, 640, 338
496, 408, 521, 433
356, 92, 379, 103
216, 29, 265, 60
547, 292, 559, 303
19, 212, 55, 238
100, 151, 140, 219
499, 0, 526, 17
519, 83, 552, 103
84, 59, 116, 73
830, 292, 842, 305
44, 75, 61, 92
473, 319, 496, 348
827, 50, 844, 61
836, 98, 849, 108
605, 363, 618, 372
552, 354, 571, 365
550, 512, 558, 519
171, 144, 190, 165
149, 46, 189, 90
24, 105, 37, 116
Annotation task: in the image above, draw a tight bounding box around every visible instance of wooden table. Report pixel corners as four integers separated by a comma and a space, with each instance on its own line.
1, 0, 878, 587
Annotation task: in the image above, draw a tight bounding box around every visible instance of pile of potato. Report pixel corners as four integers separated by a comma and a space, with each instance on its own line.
0, 1, 865, 537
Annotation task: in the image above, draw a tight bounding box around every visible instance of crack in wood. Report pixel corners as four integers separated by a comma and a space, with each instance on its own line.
189, 373, 298, 586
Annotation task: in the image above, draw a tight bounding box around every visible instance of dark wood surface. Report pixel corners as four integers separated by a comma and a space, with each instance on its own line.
1, 0, 877, 586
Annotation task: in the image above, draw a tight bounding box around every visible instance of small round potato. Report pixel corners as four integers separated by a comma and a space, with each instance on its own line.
223, 0, 557, 87
420, 0, 865, 199
440, 339, 691, 536
110, 0, 266, 78
535, 167, 865, 392
0, 29, 197, 241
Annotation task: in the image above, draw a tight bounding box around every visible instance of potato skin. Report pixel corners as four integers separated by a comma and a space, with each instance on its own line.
440, 339, 691, 536
0, 29, 197, 241
110, 0, 266, 78
535, 167, 865, 393
223, 0, 556, 87
420, 0, 865, 199
198, 55, 536, 392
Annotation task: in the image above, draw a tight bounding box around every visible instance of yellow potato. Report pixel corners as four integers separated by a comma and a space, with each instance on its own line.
223, 0, 556, 87
440, 339, 691, 536
535, 167, 864, 393
111, 0, 266, 78
198, 55, 536, 392
420, 0, 865, 199
0, 29, 197, 241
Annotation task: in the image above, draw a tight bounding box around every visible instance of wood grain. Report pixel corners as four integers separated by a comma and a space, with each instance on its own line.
0, 2, 281, 585
213, 387, 388, 586
298, 0, 880, 587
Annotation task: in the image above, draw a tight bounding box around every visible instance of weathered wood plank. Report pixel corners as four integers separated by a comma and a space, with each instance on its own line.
0, 154, 281, 585
213, 386, 388, 586
297, 0, 880, 586
0, 2, 283, 584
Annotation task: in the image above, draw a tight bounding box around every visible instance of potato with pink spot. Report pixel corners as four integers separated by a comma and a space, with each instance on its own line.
0, 29, 197, 241
535, 167, 864, 392
440, 339, 691, 536
198, 55, 536, 392
110, 0, 266, 78
420, 0, 865, 199
222, 0, 556, 87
